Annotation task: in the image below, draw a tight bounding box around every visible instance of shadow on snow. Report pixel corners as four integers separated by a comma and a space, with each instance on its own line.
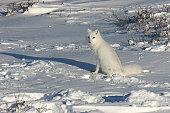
0, 52, 94, 71
102, 93, 130, 103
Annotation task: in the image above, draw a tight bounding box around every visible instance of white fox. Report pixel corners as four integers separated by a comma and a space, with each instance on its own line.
87, 29, 142, 76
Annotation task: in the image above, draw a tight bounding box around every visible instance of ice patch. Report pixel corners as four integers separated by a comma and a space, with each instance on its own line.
129, 90, 169, 107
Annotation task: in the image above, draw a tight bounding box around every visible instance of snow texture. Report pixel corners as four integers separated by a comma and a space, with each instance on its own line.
0, 0, 170, 113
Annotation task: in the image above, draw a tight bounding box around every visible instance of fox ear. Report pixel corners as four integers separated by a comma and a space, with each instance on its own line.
94, 29, 100, 35
87, 29, 92, 34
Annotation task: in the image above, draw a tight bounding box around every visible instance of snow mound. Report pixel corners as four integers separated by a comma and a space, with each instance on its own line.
23, 3, 59, 16
111, 43, 120, 48
129, 90, 169, 107
113, 76, 145, 84
0, 89, 104, 112
43, 89, 104, 105
125, 42, 170, 52
145, 45, 168, 52
2, 93, 44, 102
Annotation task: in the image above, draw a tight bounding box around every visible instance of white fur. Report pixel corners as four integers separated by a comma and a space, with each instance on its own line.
87, 29, 142, 76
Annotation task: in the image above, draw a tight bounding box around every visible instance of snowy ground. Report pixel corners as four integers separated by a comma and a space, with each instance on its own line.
0, 0, 170, 113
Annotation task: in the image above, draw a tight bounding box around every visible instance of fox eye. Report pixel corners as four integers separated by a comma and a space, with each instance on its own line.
88, 36, 90, 38
93, 37, 95, 39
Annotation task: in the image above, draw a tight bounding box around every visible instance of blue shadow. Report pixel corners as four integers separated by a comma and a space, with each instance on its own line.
0, 52, 94, 71
102, 93, 130, 103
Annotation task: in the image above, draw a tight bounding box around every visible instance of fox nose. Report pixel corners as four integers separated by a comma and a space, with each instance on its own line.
89, 41, 91, 43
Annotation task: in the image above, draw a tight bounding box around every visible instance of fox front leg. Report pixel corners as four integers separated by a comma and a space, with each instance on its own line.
91, 60, 100, 74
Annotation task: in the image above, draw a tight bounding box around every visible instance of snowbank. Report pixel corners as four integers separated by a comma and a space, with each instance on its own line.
129, 90, 169, 107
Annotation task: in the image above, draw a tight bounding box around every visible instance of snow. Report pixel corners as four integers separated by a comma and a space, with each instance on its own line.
0, 0, 170, 113
73, 105, 170, 113
129, 90, 169, 107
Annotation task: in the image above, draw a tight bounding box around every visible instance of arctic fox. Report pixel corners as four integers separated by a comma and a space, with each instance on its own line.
87, 29, 142, 76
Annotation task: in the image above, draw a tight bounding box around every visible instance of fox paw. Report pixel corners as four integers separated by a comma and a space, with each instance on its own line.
90, 70, 98, 74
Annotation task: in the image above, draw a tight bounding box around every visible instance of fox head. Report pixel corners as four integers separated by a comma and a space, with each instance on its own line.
86, 29, 102, 46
